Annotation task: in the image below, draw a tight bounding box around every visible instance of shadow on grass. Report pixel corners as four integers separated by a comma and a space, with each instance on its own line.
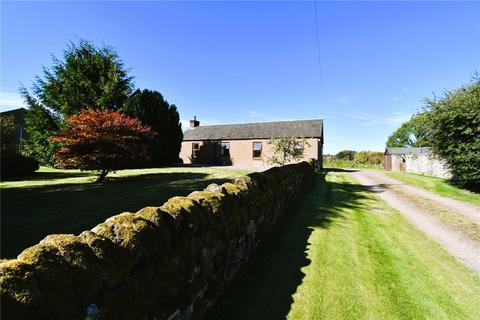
446, 180, 480, 194
1, 172, 232, 258
1, 170, 95, 182
206, 172, 370, 320
323, 167, 358, 173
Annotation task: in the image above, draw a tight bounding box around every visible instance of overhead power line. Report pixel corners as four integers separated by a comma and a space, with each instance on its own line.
313, 0, 325, 115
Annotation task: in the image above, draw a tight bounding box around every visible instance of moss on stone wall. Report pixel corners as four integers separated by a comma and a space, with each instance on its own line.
0, 162, 315, 320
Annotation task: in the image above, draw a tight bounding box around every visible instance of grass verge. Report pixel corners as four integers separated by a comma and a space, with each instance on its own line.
392, 187, 480, 241
386, 172, 480, 207
207, 171, 480, 320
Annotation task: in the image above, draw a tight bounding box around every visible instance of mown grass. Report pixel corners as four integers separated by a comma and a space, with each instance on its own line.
386, 172, 480, 207
1, 166, 250, 258
207, 171, 480, 319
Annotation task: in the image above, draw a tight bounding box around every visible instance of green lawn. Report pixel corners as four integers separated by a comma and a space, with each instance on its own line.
207, 171, 480, 319
386, 172, 480, 207
1, 166, 250, 259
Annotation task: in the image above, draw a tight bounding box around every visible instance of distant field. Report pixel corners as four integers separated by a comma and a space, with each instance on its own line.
386, 172, 480, 207
1, 166, 250, 258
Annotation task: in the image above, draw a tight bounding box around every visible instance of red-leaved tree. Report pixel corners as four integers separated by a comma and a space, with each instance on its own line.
51, 108, 155, 182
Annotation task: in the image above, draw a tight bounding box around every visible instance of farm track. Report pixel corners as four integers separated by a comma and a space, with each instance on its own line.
351, 169, 480, 275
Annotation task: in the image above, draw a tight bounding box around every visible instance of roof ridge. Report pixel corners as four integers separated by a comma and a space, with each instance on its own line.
183, 118, 323, 141
186, 118, 323, 129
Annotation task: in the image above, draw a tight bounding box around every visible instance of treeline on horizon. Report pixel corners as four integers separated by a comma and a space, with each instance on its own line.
323, 150, 384, 169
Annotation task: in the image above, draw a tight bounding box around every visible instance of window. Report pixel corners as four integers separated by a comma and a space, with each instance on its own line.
295, 141, 304, 155
220, 142, 230, 156
192, 143, 200, 158
253, 142, 262, 158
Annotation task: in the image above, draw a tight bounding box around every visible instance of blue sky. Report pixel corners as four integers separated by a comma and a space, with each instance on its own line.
1, 1, 479, 154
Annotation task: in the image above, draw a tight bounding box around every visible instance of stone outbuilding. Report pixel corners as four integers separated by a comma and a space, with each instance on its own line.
384, 147, 451, 179
180, 117, 324, 169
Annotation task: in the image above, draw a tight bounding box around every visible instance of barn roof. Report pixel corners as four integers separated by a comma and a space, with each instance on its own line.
183, 119, 323, 141
385, 147, 431, 155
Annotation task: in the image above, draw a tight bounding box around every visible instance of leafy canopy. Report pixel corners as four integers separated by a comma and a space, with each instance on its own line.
21, 96, 62, 166
51, 109, 155, 182
324, 150, 383, 169
353, 151, 384, 166
426, 75, 480, 186
31, 40, 134, 116
386, 112, 431, 147
266, 137, 310, 166
20, 40, 134, 164
335, 150, 356, 161
121, 89, 183, 165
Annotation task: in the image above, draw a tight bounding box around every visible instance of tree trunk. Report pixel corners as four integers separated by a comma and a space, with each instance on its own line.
95, 169, 109, 183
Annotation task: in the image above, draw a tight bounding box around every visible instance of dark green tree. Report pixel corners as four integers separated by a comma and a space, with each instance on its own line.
426, 76, 480, 186
335, 150, 356, 161
386, 112, 431, 147
20, 40, 134, 164
28, 40, 133, 116
121, 89, 183, 165
19, 92, 61, 166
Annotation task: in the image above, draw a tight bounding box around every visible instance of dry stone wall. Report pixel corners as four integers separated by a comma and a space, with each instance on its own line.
0, 162, 315, 320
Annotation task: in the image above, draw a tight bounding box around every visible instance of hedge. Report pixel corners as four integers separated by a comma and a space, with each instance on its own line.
0, 151, 39, 179
0, 161, 315, 320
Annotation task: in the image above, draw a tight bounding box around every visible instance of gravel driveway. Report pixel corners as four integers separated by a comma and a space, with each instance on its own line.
351, 170, 480, 275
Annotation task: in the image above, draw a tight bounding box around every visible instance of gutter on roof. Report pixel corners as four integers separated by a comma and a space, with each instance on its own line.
182, 136, 323, 141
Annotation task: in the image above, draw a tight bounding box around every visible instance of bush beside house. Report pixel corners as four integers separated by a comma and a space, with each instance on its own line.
0, 113, 39, 179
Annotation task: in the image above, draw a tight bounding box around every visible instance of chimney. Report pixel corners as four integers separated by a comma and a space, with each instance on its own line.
190, 116, 200, 128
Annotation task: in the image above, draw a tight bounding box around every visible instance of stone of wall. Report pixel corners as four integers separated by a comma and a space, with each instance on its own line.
0, 162, 315, 320
405, 154, 452, 179
390, 153, 452, 179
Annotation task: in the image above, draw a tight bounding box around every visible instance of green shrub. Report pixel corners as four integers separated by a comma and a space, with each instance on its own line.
353, 151, 383, 166
386, 112, 431, 147
0, 152, 39, 179
335, 150, 356, 160
324, 151, 383, 169
426, 76, 480, 186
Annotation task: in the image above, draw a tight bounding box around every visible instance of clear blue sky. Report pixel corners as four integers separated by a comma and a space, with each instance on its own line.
1, 1, 479, 154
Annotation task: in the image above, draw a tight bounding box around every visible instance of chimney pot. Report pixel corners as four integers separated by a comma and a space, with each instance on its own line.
190, 116, 200, 128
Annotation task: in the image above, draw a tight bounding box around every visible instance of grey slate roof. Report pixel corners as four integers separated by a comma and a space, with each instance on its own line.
183, 119, 323, 141
385, 147, 431, 155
